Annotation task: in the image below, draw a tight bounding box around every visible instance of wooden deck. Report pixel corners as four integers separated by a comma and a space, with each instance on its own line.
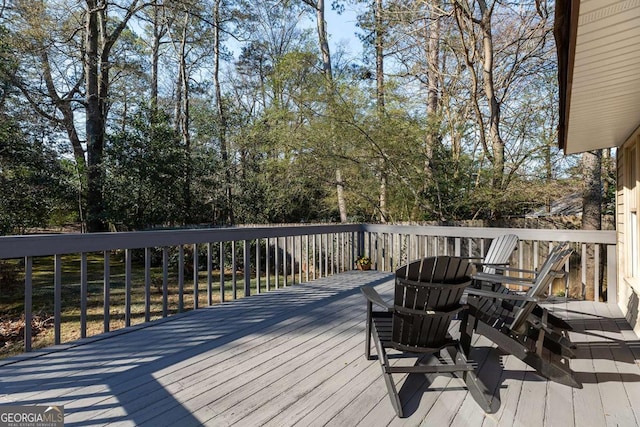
1, 271, 639, 426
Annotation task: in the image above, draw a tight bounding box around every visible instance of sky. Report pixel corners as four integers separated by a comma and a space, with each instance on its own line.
325, 4, 364, 58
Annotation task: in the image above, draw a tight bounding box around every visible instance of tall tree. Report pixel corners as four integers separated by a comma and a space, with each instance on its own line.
453, 0, 505, 195
84, 0, 143, 231
213, 0, 233, 224
302, 0, 348, 222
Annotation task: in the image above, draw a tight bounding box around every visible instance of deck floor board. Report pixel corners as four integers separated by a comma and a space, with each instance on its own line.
1, 271, 639, 427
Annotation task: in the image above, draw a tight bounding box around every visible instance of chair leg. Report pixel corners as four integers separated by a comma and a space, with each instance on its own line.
382, 371, 403, 417
453, 344, 500, 414
463, 370, 500, 414
371, 321, 404, 417
459, 309, 475, 357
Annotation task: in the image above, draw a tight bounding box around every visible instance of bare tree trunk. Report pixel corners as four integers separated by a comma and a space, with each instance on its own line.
178, 10, 191, 224
336, 169, 347, 222
84, 0, 140, 231
85, 0, 106, 232
315, 0, 332, 78
303, 0, 348, 223
375, 0, 387, 223
412, 2, 442, 220
453, 0, 505, 219
375, 0, 384, 114
213, 0, 233, 224
150, 0, 161, 113
476, 0, 505, 191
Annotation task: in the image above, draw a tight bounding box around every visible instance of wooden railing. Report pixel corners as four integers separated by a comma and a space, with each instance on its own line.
0, 224, 616, 353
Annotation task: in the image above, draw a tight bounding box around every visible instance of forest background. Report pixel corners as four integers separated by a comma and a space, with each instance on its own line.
0, 0, 614, 235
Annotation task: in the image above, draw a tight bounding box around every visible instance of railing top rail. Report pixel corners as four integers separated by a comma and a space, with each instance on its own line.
0, 224, 362, 259
0, 223, 616, 260
361, 224, 616, 244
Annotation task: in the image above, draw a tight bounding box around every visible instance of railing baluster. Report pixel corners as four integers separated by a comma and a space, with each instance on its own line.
207, 243, 213, 306
125, 249, 132, 327
232, 240, 237, 299
219, 242, 225, 303
283, 237, 288, 287
594, 244, 600, 302
305, 235, 310, 282
54, 253, 62, 345
312, 235, 316, 280
275, 238, 280, 288
256, 238, 261, 294
244, 240, 251, 296
323, 234, 328, 277
582, 243, 587, 300
178, 245, 184, 312
389, 233, 396, 271
163, 247, 169, 317
144, 248, 151, 322
103, 250, 110, 332
24, 256, 32, 352
321, 233, 324, 274
266, 237, 271, 292
298, 235, 303, 280
80, 252, 87, 339
193, 244, 198, 309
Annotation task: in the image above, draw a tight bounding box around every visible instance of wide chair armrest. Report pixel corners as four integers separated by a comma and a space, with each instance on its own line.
473, 271, 536, 288
361, 286, 393, 311
465, 287, 539, 302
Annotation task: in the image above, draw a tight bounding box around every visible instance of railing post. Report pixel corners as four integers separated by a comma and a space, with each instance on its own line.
125, 249, 132, 327
80, 252, 87, 339
103, 250, 110, 332
219, 242, 225, 303
193, 244, 198, 309
207, 243, 213, 306
162, 247, 169, 317
256, 238, 261, 294
144, 248, 151, 322
178, 245, 184, 312
54, 253, 62, 345
24, 256, 32, 352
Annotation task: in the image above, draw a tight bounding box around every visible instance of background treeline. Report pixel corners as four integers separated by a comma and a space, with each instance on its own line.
0, 1, 614, 234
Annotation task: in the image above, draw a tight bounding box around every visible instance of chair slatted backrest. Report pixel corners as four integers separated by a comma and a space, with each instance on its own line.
482, 234, 519, 274
509, 243, 573, 333
392, 257, 471, 352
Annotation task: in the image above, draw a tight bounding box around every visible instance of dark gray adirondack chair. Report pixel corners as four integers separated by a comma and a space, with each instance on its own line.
361, 256, 497, 418
465, 244, 580, 388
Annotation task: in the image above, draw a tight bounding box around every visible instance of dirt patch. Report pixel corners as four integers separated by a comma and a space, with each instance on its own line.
0, 313, 54, 352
